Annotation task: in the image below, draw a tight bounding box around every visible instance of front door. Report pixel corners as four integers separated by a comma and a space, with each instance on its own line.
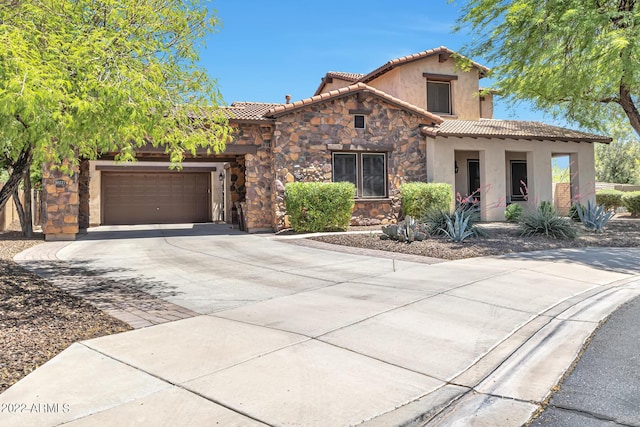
467, 159, 480, 196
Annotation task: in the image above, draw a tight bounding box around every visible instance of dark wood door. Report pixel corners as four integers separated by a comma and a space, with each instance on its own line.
102, 172, 211, 225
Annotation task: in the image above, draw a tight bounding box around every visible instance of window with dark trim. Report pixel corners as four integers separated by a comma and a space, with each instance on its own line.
427, 81, 452, 115
468, 159, 480, 197
332, 152, 387, 198
354, 115, 365, 129
511, 160, 528, 201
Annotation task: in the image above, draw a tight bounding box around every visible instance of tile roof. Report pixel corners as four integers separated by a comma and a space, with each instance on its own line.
325, 71, 365, 82
357, 46, 490, 84
430, 119, 611, 143
222, 102, 282, 122
265, 83, 443, 124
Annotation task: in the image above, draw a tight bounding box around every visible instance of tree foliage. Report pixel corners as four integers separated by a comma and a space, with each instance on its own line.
0, 0, 231, 231
455, 0, 640, 137
595, 124, 640, 184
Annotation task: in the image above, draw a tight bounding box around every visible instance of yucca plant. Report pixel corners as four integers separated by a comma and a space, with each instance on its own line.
519, 203, 577, 239
576, 200, 614, 232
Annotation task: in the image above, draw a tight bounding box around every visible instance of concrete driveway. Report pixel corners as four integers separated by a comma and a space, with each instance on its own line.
2, 223, 640, 426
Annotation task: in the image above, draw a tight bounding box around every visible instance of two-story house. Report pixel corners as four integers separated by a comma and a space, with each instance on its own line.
42, 47, 610, 240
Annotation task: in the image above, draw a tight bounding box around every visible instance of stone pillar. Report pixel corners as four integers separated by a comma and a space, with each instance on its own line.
42, 161, 79, 241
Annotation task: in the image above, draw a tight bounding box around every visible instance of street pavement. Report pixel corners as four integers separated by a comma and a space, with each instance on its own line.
531, 295, 640, 426
1, 223, 639, 426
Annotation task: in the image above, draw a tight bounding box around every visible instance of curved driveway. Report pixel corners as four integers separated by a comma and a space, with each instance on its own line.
3, 224, 640, 426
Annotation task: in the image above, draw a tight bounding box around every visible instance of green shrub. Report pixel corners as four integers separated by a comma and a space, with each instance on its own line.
440, 209, 477, 242
519, 203, 577, 239
622, 191, 640, 216
596, 189, 624, 211
504, 203, 524, 222
285, 182, 355, 232
400, 182, 452, 219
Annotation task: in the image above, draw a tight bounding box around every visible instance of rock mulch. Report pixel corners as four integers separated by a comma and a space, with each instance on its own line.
0, 230, 131, 395
310, 216, 640, 260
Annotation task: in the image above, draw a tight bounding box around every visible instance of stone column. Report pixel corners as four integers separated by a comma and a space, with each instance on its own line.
42, 161, 79, 241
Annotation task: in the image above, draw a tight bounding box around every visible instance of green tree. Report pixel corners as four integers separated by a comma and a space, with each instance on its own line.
595, 125, 640, 184
455, 1, 640, 137
0, 0, 231, 235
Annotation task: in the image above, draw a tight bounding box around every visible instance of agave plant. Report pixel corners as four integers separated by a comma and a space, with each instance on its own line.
439, 209, 476, 242
577, 200, 614, 232
381, 215, 428, 243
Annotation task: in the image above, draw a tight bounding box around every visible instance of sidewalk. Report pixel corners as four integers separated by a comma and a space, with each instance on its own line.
1, 225, 639, 426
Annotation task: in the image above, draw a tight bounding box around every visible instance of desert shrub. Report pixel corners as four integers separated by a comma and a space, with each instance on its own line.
440, 208, 478, 242
567, 204, 583, 222
285, 182, 355, 232
424, 204, 484, 238
596, 189, 624, 211
622, 191, 640, 216
576, 200, 614, 232
504, 203, 524, 222
380, 215, 428, 243
519, 203, 577, 239
400, 182, 452, 219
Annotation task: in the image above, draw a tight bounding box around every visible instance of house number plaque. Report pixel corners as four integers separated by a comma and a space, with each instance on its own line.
55, 179, 66, 188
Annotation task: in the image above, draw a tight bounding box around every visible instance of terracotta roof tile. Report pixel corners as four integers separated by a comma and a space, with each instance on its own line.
221, 102, 281, 121
357, 46, 490, 83
431, 119, 610, 143
265, 83, 443, 124
325, 71, 365, 82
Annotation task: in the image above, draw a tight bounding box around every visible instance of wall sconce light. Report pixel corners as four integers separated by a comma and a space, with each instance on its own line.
454, 161, 459, 174
219, 172, 224, 182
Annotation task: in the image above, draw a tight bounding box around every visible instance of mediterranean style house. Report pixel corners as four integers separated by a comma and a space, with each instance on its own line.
41, 46, 610, 240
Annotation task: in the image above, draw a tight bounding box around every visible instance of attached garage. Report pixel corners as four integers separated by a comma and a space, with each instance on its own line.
102, 171, 211, 225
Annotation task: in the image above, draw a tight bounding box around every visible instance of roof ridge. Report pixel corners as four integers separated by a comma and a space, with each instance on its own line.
265, 82, 442, 124
356, 46, 490, 84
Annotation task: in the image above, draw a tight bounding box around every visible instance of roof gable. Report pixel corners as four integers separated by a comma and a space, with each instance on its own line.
265, 83, 443, 125
314, 71, 366, 96
356, 46, 490, 84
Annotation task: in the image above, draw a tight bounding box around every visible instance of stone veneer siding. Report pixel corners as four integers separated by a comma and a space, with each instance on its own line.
230, 123, 274, 231
42, 161, 79, 241
272, 94, 428, 228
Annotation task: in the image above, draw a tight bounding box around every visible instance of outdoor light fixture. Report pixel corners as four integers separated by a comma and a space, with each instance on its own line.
219, 172, 224, 182
455, 161, 459, 174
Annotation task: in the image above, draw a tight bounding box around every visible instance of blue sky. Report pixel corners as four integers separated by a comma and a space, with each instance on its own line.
200, 0, 550, 123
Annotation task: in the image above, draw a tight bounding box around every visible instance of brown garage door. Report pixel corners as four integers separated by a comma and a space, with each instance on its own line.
102, 172, 211, 225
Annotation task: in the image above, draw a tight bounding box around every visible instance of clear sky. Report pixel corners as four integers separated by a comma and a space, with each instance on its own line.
200, 0, 552, 123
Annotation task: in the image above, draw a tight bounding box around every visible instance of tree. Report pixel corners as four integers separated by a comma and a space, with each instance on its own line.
0, 0, 231, 235
595, 124, 640, 184
455, 0, 640, 137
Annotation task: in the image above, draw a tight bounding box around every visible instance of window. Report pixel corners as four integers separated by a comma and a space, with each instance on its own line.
468, 159, 480, 196
354, 115, 365, 129
332, 152, 387, 198
427, 81, 451, 115
511, 160, 528, 201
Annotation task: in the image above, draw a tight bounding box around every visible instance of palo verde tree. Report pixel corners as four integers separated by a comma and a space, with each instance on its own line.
455, 0, 640, 137
0, 0, 231, 235
595, 123, 640, 184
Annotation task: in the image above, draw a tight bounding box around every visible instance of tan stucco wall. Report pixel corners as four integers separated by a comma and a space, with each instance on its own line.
428, 136, 597, 221
367, 56, 483, 120
480, 93, 494, 119
320, 78, 355, 94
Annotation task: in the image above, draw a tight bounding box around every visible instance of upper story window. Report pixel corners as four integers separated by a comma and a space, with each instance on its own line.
426, 81, 451, 115
332, 152, 387, 198
423, 73, 457, 116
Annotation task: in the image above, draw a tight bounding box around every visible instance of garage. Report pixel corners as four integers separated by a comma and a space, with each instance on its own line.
102, 171, 211, 225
